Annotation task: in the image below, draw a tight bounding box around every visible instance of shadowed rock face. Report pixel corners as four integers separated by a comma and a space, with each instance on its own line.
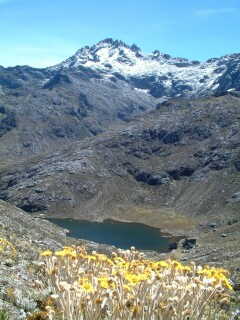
0, 106, 16, 137
0, 65, 157, 161
42, 73, 72, 89
0, 93, 239, 228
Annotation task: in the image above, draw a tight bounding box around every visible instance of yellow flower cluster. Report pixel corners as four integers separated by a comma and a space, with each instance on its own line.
0, 237, 16, 255
40, 246, 232, 320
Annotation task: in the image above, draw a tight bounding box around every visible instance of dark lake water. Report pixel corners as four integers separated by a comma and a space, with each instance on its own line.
48, 219, 176, 252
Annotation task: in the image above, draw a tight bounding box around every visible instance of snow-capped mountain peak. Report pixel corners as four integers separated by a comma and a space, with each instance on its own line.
52, 39, 240, 98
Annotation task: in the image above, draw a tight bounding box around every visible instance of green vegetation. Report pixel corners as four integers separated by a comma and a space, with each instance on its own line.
0, 309, 9, 320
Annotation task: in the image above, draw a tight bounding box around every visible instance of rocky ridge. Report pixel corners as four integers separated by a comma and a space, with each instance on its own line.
56, 38, 240, 98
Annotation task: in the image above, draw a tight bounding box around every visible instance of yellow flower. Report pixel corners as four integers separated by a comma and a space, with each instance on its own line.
97, 254, 108, 261
171, 260, 182, 268
81, 282, 94, 292
107, 258, 114, 265
218, 275, 233, 290
123, 284, 132, 292
86, 255, 96, 261
182, 266, 191, 272
41, 250, 52, 257
0, 238, 16, 254
112, 269, 124, 276
197, 269, 211, 276
77, 278, 95, 292
55, 249, 68, 257
157, 261, 169, 268
55, 248, 77, 258
69, 251, 77, 259
114, 257, 124, 263
100, 281, 109, 289
125, 274, 138, 284
125, 273, 148, 284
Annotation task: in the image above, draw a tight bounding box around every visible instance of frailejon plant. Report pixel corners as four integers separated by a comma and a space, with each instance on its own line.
40, 246, 233, 320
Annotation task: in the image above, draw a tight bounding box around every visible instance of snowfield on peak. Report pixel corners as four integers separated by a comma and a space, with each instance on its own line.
51, 39, 240, 98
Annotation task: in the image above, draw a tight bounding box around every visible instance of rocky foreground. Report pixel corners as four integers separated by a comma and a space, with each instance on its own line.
0, 200, 123, 319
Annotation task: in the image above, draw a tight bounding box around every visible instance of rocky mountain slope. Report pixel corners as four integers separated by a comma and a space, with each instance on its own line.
0, 92, 239, 235
0, 64, 156, 162
0, 39, 240, 161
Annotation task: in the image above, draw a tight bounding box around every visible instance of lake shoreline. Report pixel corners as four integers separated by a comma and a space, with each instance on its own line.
45, 217, 183, 253
37, 209, 192, 238
103, 217, 176, 238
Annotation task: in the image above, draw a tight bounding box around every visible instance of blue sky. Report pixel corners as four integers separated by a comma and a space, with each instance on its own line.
0, 0, 239, 67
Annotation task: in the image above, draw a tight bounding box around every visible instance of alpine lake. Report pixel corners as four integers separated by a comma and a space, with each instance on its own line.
48, 218, 180, 253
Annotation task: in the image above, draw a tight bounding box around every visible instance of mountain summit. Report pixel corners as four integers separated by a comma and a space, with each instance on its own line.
53, 38, 240, 98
